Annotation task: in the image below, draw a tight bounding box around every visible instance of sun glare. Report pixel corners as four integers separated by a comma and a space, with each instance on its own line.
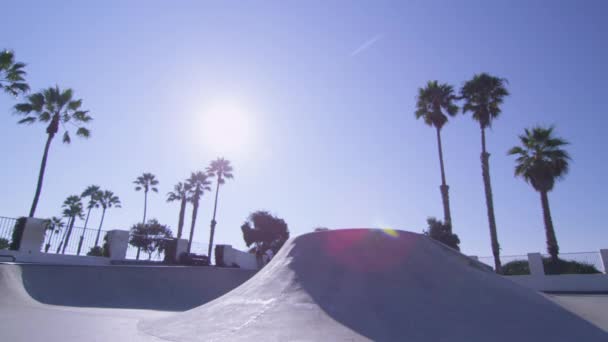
200, 100, 255, 157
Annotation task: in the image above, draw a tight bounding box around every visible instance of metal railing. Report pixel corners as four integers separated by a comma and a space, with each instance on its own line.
477, 254, 529, 272
42, 226, 108, 256
0, 216, 18, 245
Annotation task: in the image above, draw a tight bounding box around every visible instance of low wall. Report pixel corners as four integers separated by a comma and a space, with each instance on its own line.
2, 263, 256, 311
218, 245, 259, 270
507, 274, 608, 293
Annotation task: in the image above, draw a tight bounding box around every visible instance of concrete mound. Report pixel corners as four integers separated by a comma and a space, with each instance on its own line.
141, 229, 607, 341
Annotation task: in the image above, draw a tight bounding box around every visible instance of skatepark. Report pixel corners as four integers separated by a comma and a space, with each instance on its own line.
1, 228, 607, 341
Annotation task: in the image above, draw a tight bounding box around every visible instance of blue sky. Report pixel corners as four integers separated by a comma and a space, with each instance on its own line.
1, 0, 607, 257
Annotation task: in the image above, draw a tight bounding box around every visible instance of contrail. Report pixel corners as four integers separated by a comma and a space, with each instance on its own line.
350, 34, 383, 57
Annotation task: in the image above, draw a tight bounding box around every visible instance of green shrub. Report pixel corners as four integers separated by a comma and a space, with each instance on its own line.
0, 238, 9, 250
502, 260, 530, 275
9, 217, 27, 250
543, 258, 601, 275
87, 235, 110, 257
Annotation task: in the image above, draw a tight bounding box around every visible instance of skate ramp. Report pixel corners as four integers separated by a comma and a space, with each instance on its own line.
0, 263, 255, 311
142, 229, 607, 341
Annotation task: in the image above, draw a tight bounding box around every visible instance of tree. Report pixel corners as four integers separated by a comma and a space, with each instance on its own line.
206, 158, 234, 258
60, 195, 84, 254
14, 86, 92, 217
460, 73, 509, 273
241, 211, 290, 257
508, 126, 570, 260
0, 49, 29, 97
94, 190, 121, 247
167, 181, 191, 239
185, 172, 211, 253
77, 185, 101, 255
44, 216, 64, 253
128, 219, 173, 260
415, 81, 459, 228
423, 217, 460, 251
134, 173, 159, 224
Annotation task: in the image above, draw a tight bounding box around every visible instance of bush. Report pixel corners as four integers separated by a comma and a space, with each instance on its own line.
87, 235, 110, 257
543, 258, 601, 275
87, 246, 104, 256
423, 217, 460, 251
9, 217, 27, 250
502, 260, 530, 275
501, 258, 600, 275
0, 238, 9, 250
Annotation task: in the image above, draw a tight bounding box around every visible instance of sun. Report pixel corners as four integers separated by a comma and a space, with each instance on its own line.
200, 100, 255, 157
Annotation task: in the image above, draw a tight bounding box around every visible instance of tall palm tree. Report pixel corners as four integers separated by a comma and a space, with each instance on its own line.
0, 49, 29, 96
206, 158, 234, 258
460, 73, 509, 273
185, 172, 211, 252
415, 81, 459, 228
94, 190, 122, 247
77, 185, 101, 255
134, 173, 159, 224
45, 216, 64, 253
14, 86, 92, 217
508, 126, 570, 261
60, 195, 84, 254
167, 181, 191, 239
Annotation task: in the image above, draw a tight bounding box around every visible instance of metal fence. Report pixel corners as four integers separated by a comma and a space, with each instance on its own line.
124, 236, 211, 263
0, 216, 18, 245
42, 225, 108, 256
477, 254, 529, 273
542, 252, 604, 273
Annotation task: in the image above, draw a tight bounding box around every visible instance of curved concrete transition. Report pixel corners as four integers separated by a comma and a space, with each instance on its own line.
141, 229, 607, 341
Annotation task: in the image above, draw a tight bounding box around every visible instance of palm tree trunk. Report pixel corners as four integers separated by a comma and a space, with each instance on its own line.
94, 207, 107, 247
480, 126, 502, 273
540, 190, 559, 260
28, 131, 56, 217
208, 179, 221, 259
62, 216, 76, 254
188, 200, 199, 253
143, 190, 148, 224
435, 127, 452, 229
56, 217, 71, 253
177, 197, 186, 239
77, 207, 93, 255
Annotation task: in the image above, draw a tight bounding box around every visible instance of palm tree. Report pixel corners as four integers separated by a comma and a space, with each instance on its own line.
206, 158, 234, 258
14, 86, 92, 217
77, 185, 101, 255
0, 49, 29, 96
508, 126, 570, 261
185, 172, 211, 252
460, 73, 509, 273
134, 173, 159, 224
60, 195, 84, 254
45, 216, 64, 253
415, 81, 459, 228
94, 190, 122, 247
167, 181, 191, 239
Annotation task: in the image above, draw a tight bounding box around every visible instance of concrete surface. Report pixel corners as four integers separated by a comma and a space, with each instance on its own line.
1, 229, 607, 341
142, 229, 607, 341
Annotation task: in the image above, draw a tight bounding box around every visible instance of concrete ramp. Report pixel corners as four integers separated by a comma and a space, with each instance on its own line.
142, 229, 607, 341
0, 263, 255, 311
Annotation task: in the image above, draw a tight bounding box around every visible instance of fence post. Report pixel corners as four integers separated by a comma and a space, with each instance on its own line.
600, 249, 608, 274
527, 253, 545, 276
107, 230, 129, 261
19, 218, 47, 254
